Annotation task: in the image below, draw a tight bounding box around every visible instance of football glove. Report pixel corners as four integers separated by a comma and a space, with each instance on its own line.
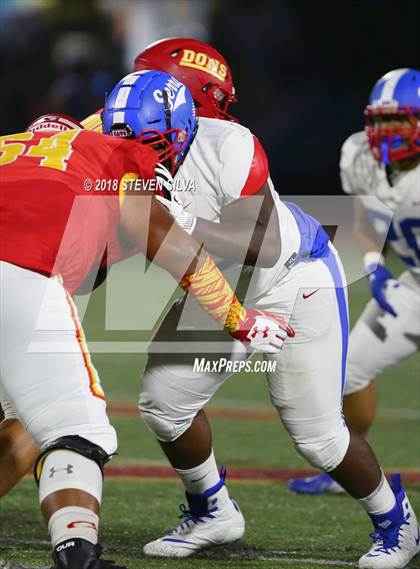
231, 308, 295, 354
155, 162, 196, 234
364, 252, 399, 317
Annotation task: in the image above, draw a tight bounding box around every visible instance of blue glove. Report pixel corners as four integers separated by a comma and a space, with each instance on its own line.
366, 261, 399, 317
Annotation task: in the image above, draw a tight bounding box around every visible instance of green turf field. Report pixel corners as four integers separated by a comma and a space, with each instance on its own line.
1, 255, 419, 568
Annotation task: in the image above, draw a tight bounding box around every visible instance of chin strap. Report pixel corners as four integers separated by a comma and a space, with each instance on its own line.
162, 89, 172, 131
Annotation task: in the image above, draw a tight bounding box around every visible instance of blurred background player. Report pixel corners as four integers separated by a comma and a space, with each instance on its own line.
99, 43, 419, 569
0, 94, 292, 567
289, 67, 420, 493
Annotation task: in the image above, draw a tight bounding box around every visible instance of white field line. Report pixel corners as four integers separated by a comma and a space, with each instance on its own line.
256, 557, 356, 567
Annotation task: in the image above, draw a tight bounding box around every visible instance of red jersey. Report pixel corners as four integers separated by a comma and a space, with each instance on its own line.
0, 129, 157, 294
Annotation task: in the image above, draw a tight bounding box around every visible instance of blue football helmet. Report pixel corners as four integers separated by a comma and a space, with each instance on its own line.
364, 68, 420, 164
102, 70, 197, 174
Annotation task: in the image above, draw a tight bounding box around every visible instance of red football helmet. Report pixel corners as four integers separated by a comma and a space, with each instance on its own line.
26, 114, 83, 133
134, 38, 237, 121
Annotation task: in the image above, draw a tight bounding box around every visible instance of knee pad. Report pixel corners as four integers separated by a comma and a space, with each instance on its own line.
34, 435, 112, 486
139, 403, 192, 443
343, 363, 372, 396
294, 425, 350, 472
139, 366, 196, 443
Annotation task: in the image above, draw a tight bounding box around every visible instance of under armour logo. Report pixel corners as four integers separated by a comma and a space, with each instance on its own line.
49, 464, 74, 478
56, 540, 75, 552
251, 326, 269, 339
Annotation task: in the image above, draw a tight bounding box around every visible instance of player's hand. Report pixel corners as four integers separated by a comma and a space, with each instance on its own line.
231, 308, 295, 353
367, 262, 399, 317
155, 165, 197, 235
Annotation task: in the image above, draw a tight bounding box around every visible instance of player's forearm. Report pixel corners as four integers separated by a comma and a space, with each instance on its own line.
146, 221, 247, 332
146, 222, 247, 333
193, 217, 281, 267
120, 194, 202, 278
179, 255, 246, 333
120, 194, 247, 332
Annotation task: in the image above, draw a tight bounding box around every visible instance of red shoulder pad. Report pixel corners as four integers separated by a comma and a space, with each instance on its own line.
240, 136, 269, 197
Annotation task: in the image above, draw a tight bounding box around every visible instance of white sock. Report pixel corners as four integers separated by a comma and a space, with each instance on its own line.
175, 450, 221, 495
48, 506, 99, 547
358, 472, 396, 516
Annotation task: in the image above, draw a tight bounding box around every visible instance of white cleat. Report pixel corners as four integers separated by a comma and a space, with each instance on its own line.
359, 474, 420, 569
143, 479, 245, 558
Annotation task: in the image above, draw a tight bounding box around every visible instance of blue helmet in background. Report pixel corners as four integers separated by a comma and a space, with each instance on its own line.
102, 70, 197, 173
364, 68, 420, 165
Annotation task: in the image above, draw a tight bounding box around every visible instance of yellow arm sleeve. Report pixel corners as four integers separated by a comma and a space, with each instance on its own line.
81, 113, 103, 133
179, 255, 246, 333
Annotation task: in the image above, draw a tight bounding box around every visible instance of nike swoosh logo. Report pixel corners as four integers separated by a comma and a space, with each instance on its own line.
303, 289, 320, 299
190, 474, 207, 483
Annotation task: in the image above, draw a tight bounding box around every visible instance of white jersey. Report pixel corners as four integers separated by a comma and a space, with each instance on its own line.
340, 131, 420, 274
175, 117, 322, 301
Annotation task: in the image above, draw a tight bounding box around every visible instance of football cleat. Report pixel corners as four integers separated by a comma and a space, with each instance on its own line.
359, 474, 420, 569
51, 538, 127, 569
143, 467, 245, 558
288, 472, 346, 495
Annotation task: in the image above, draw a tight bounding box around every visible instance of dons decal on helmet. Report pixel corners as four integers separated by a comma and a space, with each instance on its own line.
134, 38, 237, 122
364, 68, 420, 165
102, 70, 197, 175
